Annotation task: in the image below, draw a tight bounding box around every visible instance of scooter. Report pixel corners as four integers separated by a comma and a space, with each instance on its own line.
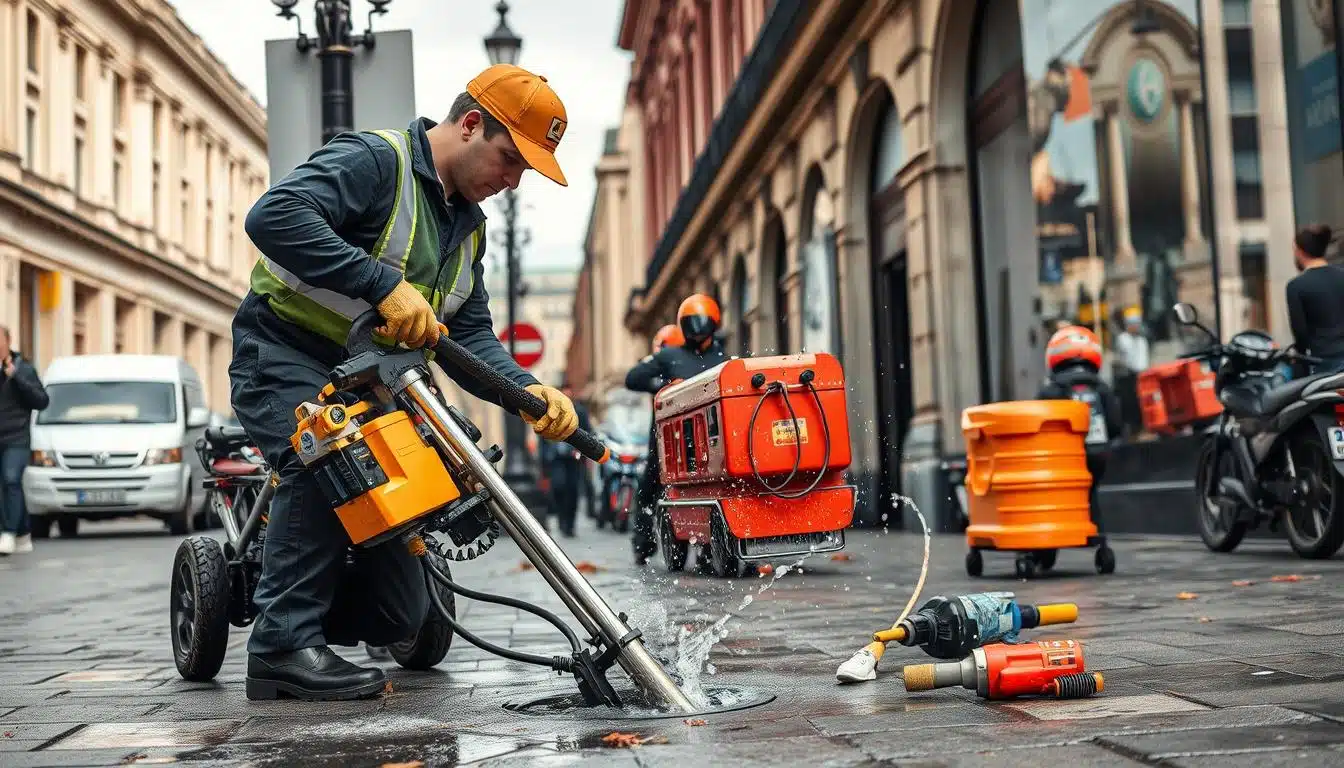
169, 310, 696, 712
1175, 302, 1344, 559
598, 432, 647, 533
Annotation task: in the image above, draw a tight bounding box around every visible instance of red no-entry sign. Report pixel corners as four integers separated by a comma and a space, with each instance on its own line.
499, 323, 545, 369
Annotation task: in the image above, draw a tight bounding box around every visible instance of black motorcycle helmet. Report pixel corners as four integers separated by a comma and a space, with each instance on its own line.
677, 293, 721, 347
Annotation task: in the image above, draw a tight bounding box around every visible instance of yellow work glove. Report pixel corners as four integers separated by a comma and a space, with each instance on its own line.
522, 384, 579, 441
376, 280, 441, 349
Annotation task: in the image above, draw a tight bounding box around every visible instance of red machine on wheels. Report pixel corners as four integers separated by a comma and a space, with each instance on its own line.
652, 353, 856, 577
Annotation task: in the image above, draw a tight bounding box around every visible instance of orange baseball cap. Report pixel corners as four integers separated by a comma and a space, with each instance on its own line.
467, 64, 569, 187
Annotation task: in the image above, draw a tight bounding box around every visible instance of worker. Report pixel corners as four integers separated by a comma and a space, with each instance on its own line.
624, 295, 730, 566
231, 64, 580, 702
539, 381, 593, 538
1037, 325, 1122, 523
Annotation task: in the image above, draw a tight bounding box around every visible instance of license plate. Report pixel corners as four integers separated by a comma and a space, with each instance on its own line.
76, 489, 127, 505
738, 529, 845, 559
1329, 428, 1344, 461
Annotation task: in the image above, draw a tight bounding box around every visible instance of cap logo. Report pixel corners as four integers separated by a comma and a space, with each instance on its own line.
546, 117, 566, 143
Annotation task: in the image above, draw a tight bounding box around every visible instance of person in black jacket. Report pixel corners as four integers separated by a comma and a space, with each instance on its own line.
538, 383, 593, 538
0, 325, 50, 555
1037, 325, 1122, 525
1286, 224, 1344, 374
624, 295, 731, 565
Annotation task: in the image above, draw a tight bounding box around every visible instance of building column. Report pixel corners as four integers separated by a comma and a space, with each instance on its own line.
129, 70, 155, 230
92, 51, 116, 210
0, 0, 17, 156
1177, 93, 1206, 253
189, 123, 207, 264
1251, 0, 1299, 343
706, 0, 725, 112
154, 312, 184, 357
91, 287, 116, 352
1199, 0, 1246, 336
0, 246, 18, 335
688, 30, 708, 154
1102, 103, 1140, 308
48, 22, 74, 190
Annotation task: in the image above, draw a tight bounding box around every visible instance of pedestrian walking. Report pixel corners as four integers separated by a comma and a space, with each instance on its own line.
0, 325, 50, 555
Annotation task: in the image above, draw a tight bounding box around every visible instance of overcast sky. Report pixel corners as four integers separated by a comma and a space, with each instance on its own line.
170, 0, 633, 271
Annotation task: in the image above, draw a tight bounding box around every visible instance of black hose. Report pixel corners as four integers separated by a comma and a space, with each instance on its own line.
422, 554, 582, 652
746, 378, 834, 500
421, 558, 573, 672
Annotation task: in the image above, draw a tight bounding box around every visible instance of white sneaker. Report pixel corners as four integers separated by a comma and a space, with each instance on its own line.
14, 534, 32, 553
0, 532, 14, 555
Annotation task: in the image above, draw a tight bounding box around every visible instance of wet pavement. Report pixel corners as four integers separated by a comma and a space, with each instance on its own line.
1, 510, 1343, 767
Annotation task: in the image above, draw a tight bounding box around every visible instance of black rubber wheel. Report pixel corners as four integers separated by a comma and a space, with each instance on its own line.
1095, 546, 1116, 574
171, 536, 231, 682
1014, 555, 1037, 579
1284, 428, 1344, 560
168, 485, 196, 536
390, 555, 456, 671
965, 549, 983, 577
30, 516, 51, 539
1034, 550, 1058, 571
659, 510, 688, 572
1195, 440, 1249, 553
57, 516, 79, 538
709, 513, 743, 578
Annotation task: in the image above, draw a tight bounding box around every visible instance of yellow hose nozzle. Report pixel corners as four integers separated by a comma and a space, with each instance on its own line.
1035, 603, 1079, 627
874, 626, 909, 644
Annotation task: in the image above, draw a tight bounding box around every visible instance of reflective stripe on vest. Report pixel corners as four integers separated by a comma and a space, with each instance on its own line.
436, 224, 480, 320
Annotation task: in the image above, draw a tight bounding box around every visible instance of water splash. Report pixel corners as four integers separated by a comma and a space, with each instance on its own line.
672, 614, 733, 708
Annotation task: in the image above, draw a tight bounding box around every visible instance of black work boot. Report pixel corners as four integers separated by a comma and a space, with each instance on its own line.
246, 646, 386, 701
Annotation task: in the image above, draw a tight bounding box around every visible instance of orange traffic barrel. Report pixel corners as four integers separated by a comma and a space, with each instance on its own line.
961, 400, 1098, 551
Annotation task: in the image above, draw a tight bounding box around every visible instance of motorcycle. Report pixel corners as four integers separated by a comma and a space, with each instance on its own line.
597, 429, 648, 533
1174, 302, 1344, 559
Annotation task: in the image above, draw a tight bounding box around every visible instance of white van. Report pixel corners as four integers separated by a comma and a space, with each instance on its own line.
22, 354, 211, 537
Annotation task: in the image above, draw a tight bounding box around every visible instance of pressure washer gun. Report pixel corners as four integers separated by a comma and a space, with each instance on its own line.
836, 592, 1078, 683
903, 640, 1103, 700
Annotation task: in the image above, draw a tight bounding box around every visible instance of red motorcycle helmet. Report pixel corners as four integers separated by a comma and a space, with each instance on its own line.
1046, 325, 1103, 372
677, 293, 721, 346
652, 323, 685, 353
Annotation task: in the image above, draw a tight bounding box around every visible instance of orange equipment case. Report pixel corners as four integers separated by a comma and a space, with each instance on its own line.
1137, 359, 1222, 435
653, 353, 855, 564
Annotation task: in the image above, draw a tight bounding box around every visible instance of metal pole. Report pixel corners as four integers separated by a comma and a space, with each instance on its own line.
399, 370, 697, 712
315, 0, 356, 144
502, 189, 530, 480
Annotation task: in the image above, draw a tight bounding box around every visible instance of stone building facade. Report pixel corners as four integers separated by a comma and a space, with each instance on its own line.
0, 0, 267, 414
576, 0, 1342, 529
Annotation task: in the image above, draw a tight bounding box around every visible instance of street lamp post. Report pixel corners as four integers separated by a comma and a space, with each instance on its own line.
483, 1, 535, 484
272, 0, 392, 144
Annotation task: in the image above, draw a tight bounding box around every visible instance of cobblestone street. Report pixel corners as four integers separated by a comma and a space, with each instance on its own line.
1, 512, 1342, 767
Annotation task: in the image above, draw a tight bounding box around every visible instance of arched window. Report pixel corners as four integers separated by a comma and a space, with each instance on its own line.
800, 167, 839, 353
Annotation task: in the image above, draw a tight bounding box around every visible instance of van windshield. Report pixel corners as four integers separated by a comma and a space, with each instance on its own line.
37, 382, 178, 425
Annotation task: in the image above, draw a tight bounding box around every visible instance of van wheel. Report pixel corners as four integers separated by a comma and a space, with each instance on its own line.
58, 516, 79, 538
31, 515, 51, 539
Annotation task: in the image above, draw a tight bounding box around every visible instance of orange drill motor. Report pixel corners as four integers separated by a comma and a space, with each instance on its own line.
902, 640, 1102, 700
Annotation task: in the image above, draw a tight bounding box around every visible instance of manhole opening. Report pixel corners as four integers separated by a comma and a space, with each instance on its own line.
503, 685, 776, 720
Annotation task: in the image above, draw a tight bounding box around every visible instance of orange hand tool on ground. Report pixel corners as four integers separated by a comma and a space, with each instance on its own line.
902, 640, 1102, 700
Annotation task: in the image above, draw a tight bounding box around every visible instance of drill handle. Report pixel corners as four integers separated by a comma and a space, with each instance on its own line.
1020, 603, 1079, 629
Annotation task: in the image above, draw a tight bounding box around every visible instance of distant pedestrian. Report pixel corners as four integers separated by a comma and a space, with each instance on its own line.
1287, 224, 1344, 374
0, 325, 50, 555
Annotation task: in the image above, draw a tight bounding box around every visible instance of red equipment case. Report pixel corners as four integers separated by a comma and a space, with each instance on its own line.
1137, 359, 1222, 435
653, 353, 855, 567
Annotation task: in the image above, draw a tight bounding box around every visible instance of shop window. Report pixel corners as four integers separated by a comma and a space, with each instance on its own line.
773, 236, 789, 354
26, 11, 39, 74
1280, 0, 1343, 246
800, 167, 840, 354
731, 256, 751, 356
968, 0, 1220, 442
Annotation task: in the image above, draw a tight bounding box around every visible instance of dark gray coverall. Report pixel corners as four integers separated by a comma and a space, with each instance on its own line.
232, 118, 539, 656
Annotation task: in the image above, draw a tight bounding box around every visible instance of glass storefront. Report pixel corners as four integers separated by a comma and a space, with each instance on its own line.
971, 0, 1220, 443
1282, 0, 1343, 245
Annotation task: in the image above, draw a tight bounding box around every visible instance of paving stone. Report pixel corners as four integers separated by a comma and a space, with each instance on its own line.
1174, 680, 1344, 708
1001, 693, 1210, 721
1284, 699, 1344, 723
1096, 722, 1344, 760
0, 689, 61, 707
0, 704, 166, 724
0, 748, 172, 767
45, 720, 243, 750
896, 743, 1146, 767
1081, 639, 1225, 665
1165, 744, 1344, 767
1239, 653, 1344, 680
809, 702, 1022, 736
631, 734, 876, 767
1271, 618, 1344, 636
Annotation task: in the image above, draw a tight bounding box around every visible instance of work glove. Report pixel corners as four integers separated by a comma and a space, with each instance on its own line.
376, 280, 441, 349
523, 384, 579, 441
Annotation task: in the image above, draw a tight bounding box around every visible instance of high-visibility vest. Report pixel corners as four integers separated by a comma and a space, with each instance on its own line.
248, 129, 485, 347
